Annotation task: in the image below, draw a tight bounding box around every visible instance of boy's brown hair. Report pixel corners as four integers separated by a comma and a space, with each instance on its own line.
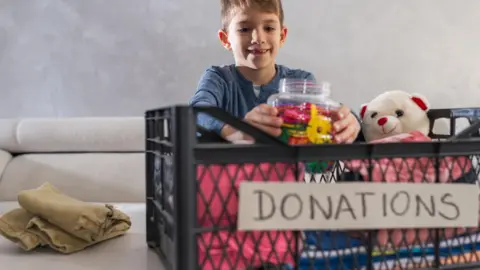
220, 0, 284, 31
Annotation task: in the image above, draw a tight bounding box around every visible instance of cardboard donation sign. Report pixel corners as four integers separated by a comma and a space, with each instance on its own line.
237, 182, 479, 231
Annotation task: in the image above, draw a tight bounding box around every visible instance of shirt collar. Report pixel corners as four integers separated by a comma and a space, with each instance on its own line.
233, 64, 284, 93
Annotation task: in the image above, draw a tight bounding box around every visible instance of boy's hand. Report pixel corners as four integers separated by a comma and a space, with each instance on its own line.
332, 106, 361, 143
244, 104, 283, 137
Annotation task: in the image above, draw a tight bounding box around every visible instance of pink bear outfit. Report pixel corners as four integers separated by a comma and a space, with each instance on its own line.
196, 162, 303, 270
344, 131, 477, 247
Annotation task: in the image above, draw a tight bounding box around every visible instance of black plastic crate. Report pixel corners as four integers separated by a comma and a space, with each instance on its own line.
146, 105, 480, 270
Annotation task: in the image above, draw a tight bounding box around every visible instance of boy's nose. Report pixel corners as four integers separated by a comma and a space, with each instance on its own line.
251, 29, 266, 44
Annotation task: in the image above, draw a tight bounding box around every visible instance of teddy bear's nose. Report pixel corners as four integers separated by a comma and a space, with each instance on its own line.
377, 117, 388, 126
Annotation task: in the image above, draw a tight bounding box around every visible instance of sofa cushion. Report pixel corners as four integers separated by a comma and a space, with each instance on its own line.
0, 153, 145, 203
0, 202, 166, 269
0, 117, 144, 153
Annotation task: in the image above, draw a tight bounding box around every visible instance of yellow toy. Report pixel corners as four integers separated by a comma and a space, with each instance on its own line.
306, 104, 333, 144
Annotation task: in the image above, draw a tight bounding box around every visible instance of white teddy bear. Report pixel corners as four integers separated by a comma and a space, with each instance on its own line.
345, 90, 478, 248
359, 90, 431, 142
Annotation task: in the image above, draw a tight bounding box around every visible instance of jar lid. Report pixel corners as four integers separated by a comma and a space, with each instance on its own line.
279, 78, 330, 96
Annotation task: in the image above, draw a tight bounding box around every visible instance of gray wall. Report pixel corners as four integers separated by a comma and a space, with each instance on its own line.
1, 0, 480, 118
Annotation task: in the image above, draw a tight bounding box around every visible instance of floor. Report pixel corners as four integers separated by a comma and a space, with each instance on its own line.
0, 202, 167, 270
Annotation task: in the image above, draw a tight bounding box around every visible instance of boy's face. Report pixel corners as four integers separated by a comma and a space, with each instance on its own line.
219, 8, 287, 70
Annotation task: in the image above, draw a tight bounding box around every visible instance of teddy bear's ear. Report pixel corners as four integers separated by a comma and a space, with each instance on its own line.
360, 103, 368, 119
410, 93, 430, 111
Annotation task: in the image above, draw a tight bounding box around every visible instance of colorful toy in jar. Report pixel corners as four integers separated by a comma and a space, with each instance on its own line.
276, 102, 336, 173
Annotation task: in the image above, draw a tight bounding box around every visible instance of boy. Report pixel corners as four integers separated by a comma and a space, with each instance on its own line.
190, 0, 362, 143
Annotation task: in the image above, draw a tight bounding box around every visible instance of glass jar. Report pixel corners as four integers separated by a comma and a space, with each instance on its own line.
267, 78, 341, 145
267, 78, 341, 173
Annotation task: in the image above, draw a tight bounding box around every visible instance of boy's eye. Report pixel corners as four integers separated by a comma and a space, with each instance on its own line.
237, 28, 249, 33
264, 26, 275, 31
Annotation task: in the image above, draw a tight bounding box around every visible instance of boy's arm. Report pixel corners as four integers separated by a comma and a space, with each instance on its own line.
353, 112, 365, 142
190, 68, 238, 138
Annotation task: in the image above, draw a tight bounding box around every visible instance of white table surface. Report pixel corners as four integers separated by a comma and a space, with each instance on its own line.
0, 202, 166, 270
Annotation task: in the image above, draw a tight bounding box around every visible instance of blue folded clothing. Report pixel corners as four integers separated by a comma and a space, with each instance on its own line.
298, 230, 480, 269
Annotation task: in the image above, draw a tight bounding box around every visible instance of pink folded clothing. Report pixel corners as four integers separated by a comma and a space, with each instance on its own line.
196, 162, 303, 270
344, 131, 472, 183
343, 131, 478, 247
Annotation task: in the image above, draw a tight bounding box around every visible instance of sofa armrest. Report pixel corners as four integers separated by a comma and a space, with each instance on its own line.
0, 149, 12, 182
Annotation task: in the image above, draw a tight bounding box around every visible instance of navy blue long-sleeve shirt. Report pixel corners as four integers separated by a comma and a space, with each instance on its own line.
190, 64, 315, 134
189, 64, 364, 142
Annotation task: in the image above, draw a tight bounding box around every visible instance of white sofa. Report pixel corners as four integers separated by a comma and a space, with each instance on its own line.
0, 117, 166, 270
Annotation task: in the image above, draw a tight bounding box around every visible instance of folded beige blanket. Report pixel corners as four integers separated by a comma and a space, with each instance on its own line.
0, 182, 131, 254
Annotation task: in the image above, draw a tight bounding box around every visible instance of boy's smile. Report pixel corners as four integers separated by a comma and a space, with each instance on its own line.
248, 46, 269, 56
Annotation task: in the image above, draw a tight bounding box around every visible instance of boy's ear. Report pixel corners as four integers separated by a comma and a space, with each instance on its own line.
280, 26, 288, 47
218, 30, 231, 51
